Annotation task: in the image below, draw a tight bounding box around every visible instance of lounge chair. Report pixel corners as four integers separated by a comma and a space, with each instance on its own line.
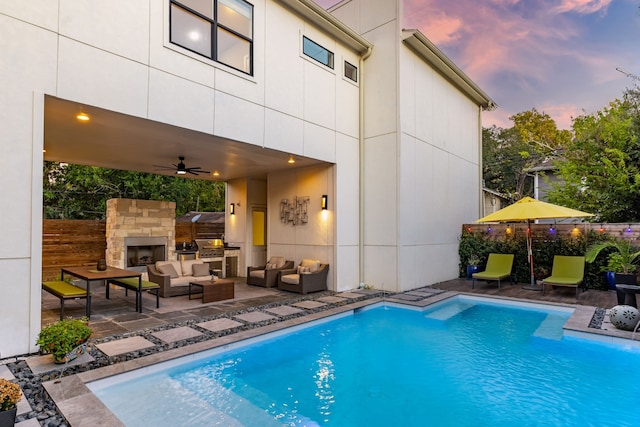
472, 253, 515, 289
541, 255, 585, 298
246, 256, 294, 288
278, 259, 329, 294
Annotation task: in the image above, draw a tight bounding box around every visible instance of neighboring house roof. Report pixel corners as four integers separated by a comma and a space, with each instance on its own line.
482, 187, 508, 200
527, 157, 558, 172
401, 29, 497, 110
176, 212, 225, 223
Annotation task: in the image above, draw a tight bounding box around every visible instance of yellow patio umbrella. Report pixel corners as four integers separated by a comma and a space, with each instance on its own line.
476, 196, 594, 289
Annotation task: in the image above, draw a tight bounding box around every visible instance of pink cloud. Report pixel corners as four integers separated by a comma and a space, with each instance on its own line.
550, 0, 613, 14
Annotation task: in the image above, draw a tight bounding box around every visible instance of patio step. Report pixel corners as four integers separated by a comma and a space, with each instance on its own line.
533, 313, 568, 340
425, 301, 475, 321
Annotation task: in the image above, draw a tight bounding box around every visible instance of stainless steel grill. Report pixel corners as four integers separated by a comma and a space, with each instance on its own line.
194, 239, 224, 258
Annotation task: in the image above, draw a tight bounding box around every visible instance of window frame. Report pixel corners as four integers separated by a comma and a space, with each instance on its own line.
302, 36, 334, 70
169, 0, 254, 76
344, 60, 358, 83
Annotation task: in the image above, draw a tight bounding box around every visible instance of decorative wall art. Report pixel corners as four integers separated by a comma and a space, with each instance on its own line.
280, 196, 310, 225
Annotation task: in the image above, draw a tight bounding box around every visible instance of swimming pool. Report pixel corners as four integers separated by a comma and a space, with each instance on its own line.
89, 297, 640, 426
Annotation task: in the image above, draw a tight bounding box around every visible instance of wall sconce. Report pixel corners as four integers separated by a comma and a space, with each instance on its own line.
321, 195, 328, 210
230, 203, 235, 215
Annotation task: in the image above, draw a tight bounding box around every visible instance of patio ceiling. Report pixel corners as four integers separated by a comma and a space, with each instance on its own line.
43, 95, 325, 181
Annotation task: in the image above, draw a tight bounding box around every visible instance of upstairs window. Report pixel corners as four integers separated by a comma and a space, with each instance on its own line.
303, 36, 334, 69
170, 0, 253, 75
344, 60, 358, 82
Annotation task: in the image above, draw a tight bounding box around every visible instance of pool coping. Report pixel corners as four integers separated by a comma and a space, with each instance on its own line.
41, 291, 639, 426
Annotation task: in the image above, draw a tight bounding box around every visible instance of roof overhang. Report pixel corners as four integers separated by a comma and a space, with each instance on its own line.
402, 29, 497, 111
275, 0, 373, 55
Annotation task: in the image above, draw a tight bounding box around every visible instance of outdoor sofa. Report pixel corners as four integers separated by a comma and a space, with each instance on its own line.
147, 259, 214, 298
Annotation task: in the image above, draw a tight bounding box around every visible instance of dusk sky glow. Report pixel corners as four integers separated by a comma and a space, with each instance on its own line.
314, 0, 640, 130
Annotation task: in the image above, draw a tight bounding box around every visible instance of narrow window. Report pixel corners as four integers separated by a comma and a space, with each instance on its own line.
303, 36, 334, 69
344, 61, 358, 82
170, 0, 253, 75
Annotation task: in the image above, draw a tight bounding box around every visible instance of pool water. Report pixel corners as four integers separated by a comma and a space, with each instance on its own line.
90, 298, 640, 426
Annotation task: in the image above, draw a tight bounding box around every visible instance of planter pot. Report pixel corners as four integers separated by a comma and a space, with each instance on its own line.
466, 265, 480, 279
605, 271, 617, 290
0, 407, 17, 427
54, 342, 88, 364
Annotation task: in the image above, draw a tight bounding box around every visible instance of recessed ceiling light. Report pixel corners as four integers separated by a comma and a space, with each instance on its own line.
213, 171, 220, 176
76, 112, 90, 122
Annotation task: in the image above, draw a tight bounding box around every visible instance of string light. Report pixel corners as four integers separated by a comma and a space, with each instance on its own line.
599, 224, 605, 233
626, 224, 632, 233
506, 225, 512, 235
548, 225, 555, 234
487, 226, 492, 234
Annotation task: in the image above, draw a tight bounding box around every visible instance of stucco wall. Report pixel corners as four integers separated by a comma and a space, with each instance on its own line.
0, 0, 361, 357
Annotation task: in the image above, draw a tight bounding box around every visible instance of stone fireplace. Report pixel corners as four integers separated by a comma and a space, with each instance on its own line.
106, 199, 176, 271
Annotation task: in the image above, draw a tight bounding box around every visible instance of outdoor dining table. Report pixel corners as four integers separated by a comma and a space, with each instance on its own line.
60, 265, 141, 318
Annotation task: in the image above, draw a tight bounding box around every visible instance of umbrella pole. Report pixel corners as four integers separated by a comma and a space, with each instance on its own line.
522, 221, 543, 291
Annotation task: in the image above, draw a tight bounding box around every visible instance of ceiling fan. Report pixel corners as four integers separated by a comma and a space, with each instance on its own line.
153, 156, 210, 176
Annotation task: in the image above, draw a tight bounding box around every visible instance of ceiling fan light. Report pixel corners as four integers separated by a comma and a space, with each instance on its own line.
176, 169, 186, 175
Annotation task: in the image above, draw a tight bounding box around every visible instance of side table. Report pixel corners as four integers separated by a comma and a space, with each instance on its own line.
189, 279, 235, 303
615, 284, 640, 308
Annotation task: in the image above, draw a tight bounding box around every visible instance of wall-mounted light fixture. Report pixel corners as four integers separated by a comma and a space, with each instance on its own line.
287, 155, 295, 164
230, 203, 235, 215
321, 195, 328, 210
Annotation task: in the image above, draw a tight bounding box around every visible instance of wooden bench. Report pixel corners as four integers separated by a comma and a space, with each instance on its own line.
42, 281, 89, 320
106, 277, 160, 313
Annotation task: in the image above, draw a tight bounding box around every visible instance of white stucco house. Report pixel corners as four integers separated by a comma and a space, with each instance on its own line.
0, 0, 495, 358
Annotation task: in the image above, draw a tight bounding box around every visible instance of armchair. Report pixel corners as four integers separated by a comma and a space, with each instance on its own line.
246, 256, 294, 288
278, 259, 329, 294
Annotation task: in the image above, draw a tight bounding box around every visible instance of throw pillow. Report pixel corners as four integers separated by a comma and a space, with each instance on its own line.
192, 263, 211, 277
157, 263, 179, 279
300, 258, 320, 273
297, 265, 311, 274
265, 263, 277, 270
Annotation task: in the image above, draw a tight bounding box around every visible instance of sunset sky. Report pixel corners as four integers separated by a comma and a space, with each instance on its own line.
314, 0, 640, 130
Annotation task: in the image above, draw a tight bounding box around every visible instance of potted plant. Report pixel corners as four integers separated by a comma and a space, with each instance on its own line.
36, 318, 92, 364
0, 378, 21, 427
585, 239, 640, 287
466, 254, 481, 279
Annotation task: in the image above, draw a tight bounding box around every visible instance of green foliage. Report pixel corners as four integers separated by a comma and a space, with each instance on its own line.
43, 162, 226, 219
36, 318, 92, 362
482, 109, 570, 201
458, 230, 608, 289
585, 238, 640, 274
548, 88, 640, 222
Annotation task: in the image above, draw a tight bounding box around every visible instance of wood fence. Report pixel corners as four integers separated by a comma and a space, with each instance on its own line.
42, 220, 225, 281
462, 223, 640, 241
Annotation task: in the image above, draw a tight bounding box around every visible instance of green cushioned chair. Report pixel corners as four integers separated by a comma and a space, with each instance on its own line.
472, 253, 515, 289
541, 255, 585, 298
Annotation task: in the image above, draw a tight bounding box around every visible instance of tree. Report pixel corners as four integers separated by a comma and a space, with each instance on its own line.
547, 88, 640, 222
43, 162, 226, 219
482, 109, 570, 201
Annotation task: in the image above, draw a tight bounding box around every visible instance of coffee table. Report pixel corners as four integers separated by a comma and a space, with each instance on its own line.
189, 279, 235, 303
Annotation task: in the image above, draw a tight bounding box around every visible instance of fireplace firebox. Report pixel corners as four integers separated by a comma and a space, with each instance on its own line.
124, 237, 167, 272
